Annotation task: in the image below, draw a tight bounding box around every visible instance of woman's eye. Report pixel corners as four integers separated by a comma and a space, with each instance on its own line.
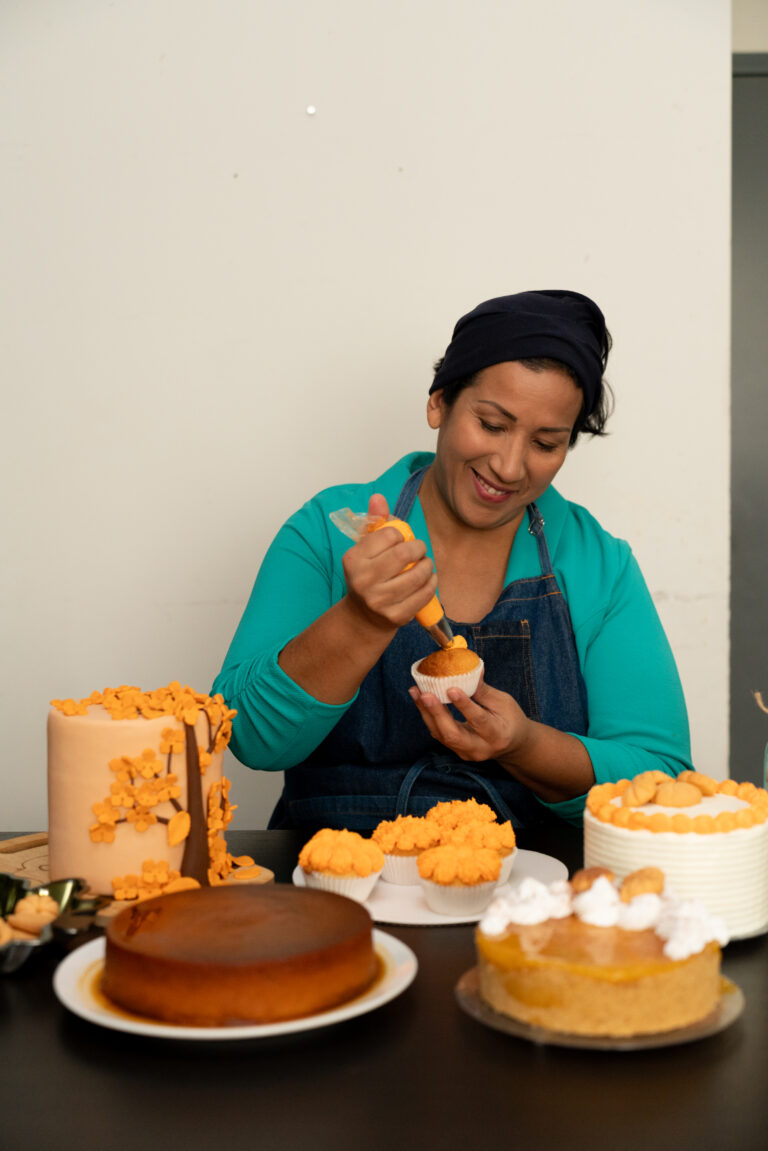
535, 441, 558, 453
480, 419, 504, 434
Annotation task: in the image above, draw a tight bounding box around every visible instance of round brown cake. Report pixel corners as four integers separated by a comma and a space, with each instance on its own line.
102, 885, 377, 1026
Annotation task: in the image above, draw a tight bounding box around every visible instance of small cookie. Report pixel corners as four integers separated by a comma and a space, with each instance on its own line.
13, 893, 60, 918
6, 910, 55, 936
654, 780, 703, 808
622, 771, 668, 807
9, 925, 39, 941
678, 770, 719, 797
620, 867, 665, 903
570, 866, 615, 893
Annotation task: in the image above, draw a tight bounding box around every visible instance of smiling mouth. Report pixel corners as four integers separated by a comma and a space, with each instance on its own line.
471, 469, 517, 502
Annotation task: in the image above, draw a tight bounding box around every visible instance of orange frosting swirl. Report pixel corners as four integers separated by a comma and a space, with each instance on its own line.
441, 819, 516, 854
425, 799, 497, 829
299, 829, 384, 878
418, 844, 501, 886
371, 815, 442, 855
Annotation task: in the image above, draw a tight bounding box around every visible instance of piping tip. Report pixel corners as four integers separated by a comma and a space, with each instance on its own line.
424, 616, 455, 649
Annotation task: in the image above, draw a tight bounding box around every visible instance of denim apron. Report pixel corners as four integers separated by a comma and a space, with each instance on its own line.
269, 466, 588, 832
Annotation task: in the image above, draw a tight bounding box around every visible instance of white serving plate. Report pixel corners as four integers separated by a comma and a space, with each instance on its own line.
53, 931, 417, 1040
293, 848, 568, 926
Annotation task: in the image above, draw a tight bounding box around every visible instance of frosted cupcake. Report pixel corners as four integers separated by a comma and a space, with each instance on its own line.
417, 844, 501, 915
371, 814, 442, 884
440, 819, 518, 885
411, 645, 484, 704
298, 828, 384, 902
425, 798, 498, 830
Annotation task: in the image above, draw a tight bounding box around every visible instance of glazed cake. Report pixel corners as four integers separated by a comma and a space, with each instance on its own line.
47, 683, 255, 898
102, 885, 377, 1025
583, 771, 768, 938
475, 868, 728, 1038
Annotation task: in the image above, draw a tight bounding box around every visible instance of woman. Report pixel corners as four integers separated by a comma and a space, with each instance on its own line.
213, 290, 692, 831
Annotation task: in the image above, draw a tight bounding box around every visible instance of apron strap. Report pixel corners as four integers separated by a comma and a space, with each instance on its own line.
395, 754, 522, 828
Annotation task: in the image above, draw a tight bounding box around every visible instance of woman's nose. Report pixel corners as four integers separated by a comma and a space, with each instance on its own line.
490, 438, 526, 484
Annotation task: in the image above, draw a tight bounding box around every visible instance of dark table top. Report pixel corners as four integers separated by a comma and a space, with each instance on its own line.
3, 825, 768, 1150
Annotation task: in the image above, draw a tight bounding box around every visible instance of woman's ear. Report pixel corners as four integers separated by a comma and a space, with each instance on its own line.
426, 390, 444, 430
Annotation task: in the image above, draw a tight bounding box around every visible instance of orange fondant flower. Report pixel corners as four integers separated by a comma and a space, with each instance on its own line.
112, 875, 140, 901
109, 755, 137, 781
89, 822, 116, 844
109, 781, 136, 808
154, 774, 181, 804
126, 806, 157, 832
160, 726, 186, 756
91, 801, 120, 827
135, 749, 162, 779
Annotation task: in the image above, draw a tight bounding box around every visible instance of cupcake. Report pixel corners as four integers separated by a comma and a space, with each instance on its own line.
411, 645, 484, 704
425, 798, 498, 830
417, 844, 501, 915
298, 828, 384, 902
371, 814, 442, 884
440, 819, 518, 885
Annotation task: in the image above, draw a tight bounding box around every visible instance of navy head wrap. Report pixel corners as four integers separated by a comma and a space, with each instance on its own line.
430, 290, 607, 416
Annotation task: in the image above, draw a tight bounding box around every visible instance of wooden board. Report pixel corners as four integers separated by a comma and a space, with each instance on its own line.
0, 833, 51, 887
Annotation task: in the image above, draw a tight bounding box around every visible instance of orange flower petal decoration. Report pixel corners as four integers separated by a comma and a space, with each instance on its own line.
162, 877, 201, 894
168, 810, 191, 847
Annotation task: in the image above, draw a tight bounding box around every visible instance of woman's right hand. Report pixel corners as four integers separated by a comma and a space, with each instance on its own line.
341, 495, 438, 634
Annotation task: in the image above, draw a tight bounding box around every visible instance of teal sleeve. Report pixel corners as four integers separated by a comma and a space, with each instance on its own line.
212, 453, 431, 770
212, 502, 356, 770
542, 539, 692, 825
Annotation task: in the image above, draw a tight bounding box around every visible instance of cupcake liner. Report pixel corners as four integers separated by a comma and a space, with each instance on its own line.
418, 877, 498, 916
411, 658, 484, 704
302, 870, 381, 903
381, 853, 421, 885
497, 849, 517, 886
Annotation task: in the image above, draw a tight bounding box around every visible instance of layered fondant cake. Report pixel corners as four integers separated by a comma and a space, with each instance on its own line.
102, 885, 378, 1025
475, 867, 728, 1038
47, 683, 256, 898
583, 771, 768, 938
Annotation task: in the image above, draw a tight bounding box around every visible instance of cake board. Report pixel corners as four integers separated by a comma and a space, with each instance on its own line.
0, 833, 275, 925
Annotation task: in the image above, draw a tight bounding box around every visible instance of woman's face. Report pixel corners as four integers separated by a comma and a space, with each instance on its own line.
426, 361, 583, 532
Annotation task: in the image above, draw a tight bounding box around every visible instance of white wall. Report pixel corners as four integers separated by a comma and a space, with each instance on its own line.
0, 0, 731, 831
734, 0, 768, 50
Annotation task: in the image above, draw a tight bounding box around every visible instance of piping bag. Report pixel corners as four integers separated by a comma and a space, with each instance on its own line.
330, 508, 457, 650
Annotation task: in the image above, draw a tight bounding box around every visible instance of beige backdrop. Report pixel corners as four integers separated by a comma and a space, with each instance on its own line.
1, 0, 732, 831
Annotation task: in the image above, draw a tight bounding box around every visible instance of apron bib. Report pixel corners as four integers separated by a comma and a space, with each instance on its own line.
270, 467, 588, 831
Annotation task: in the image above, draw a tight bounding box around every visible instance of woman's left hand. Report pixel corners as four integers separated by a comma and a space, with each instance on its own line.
408, 678, 532, 764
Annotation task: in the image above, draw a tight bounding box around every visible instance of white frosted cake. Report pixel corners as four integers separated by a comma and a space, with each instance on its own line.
583, 771, 768, 939
47, 683, 256, 898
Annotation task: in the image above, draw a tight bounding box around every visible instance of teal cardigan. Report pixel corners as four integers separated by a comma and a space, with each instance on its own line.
213, 452, 692, 824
